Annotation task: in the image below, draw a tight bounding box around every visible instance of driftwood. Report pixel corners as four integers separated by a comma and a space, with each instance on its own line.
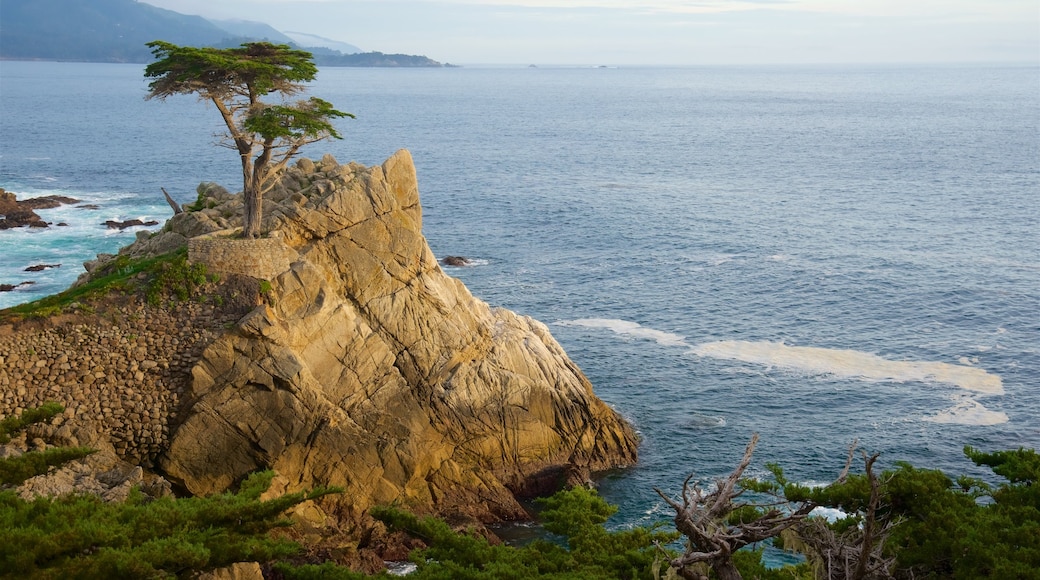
654, 434, 858, 580
655, 434, 817, 580
162, 187, 182, 214
656, 434, 898, 580
787, 452, 898, 580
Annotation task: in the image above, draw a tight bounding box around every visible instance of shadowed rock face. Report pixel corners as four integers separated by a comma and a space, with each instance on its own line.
160, 150, 637, 522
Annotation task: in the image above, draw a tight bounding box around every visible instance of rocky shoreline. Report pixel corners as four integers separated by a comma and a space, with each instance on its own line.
0, 150, 638, 571
0, 188, 114, 293
0, 188, 84, 230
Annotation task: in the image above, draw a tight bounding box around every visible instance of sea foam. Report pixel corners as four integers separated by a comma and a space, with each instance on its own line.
558, 318, 1008, 426
556, 318, 689, 347
691, 340, 1003, 395
926, 398, 1009, 426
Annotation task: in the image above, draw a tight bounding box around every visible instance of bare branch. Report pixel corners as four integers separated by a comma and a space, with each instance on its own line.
161, 187, 182, 214
836, 439, 859, 483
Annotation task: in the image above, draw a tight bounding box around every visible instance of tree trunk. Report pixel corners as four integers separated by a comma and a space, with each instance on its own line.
712, 558, 743, 580
242, 178, 262, 238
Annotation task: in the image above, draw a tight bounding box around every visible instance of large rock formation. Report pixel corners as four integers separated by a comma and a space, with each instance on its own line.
160, 149, 637, 523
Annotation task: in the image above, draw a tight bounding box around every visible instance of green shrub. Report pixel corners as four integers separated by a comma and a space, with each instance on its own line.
146, 253, 209, 305
361, 486, 675, 580
0, 405, 341, 578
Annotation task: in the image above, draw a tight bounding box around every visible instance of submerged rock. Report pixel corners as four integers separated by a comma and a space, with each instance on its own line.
160, 150, 638, 523
441, 255, 472, 266
0, 281, 34, 292
104, 218, 160, 230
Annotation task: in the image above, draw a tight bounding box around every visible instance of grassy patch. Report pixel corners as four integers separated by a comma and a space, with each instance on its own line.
0, 248, 207, 319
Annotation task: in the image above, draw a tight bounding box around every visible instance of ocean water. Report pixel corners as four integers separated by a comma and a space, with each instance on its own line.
2, 62, 1038, 536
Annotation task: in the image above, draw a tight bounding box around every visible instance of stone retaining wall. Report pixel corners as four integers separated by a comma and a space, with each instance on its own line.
188, 233, 298, 281
0, 303, 241, 466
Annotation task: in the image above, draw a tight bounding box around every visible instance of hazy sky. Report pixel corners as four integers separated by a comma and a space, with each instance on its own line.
141, 0, 1039, 66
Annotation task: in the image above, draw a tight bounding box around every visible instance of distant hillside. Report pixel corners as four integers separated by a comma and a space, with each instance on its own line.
284, 31, 362, 55
0, 0, 232, 62
208, 19, 296, 45
314, 51, 451, 67
0, 0, 447, 66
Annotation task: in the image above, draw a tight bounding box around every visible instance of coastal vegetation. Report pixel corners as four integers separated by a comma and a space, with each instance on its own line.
0, 403, 94, 487
267, 442, 1040, 580
0, 248, 221, 320
3, 400, 1034, 579
0, 410, 337, 577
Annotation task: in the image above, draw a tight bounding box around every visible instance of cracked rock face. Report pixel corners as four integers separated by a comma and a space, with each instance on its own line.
160, 149, 637, 522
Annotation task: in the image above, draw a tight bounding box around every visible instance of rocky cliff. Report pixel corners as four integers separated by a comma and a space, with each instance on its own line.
152, 149, 637, 522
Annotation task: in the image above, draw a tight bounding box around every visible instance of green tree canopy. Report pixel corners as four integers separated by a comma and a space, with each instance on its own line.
144, 41, 353, 238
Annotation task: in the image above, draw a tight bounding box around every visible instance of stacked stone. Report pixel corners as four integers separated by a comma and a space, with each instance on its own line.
0, 302, 241, 466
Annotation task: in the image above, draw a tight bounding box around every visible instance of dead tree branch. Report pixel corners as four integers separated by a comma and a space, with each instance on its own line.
161, 187, 182, 214
655, 433, 819, 580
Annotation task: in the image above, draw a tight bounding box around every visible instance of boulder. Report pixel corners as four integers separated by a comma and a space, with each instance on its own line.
14, 421, 173, 503
0, 208, 47, 229
18, 195, 81, 210
161, 150, 637, 524
197, 563, 264, 580
0, 281, 34, 292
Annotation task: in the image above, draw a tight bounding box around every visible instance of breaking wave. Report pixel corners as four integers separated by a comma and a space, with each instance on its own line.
926, 397, 1009, 426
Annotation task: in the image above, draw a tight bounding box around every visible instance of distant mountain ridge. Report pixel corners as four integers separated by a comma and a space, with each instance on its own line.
0, 0, 446, 66
207, 19, 298, 46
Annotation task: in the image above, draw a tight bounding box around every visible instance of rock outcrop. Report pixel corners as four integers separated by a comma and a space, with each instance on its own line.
0, 188, 82, 229
159, 150, 637, 523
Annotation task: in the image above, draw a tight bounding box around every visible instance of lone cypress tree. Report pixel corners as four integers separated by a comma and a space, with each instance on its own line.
144, 41, 353, 238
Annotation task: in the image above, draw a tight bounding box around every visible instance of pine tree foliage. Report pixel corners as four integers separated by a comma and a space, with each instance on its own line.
0, 470, 339, 578
301, 486, 678, 580
0, 408, 342, 580
0, 447, 98, 488
4, 402, 1034, 579
785, 446, 1040, 579
0, 403, 95, 487
0, 402, 64, 444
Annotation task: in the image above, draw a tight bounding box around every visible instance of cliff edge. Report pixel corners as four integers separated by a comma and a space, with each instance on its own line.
157, 149, 637, 523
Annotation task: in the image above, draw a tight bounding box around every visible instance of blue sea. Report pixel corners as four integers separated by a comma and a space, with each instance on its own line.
2, 62, 1038, 539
